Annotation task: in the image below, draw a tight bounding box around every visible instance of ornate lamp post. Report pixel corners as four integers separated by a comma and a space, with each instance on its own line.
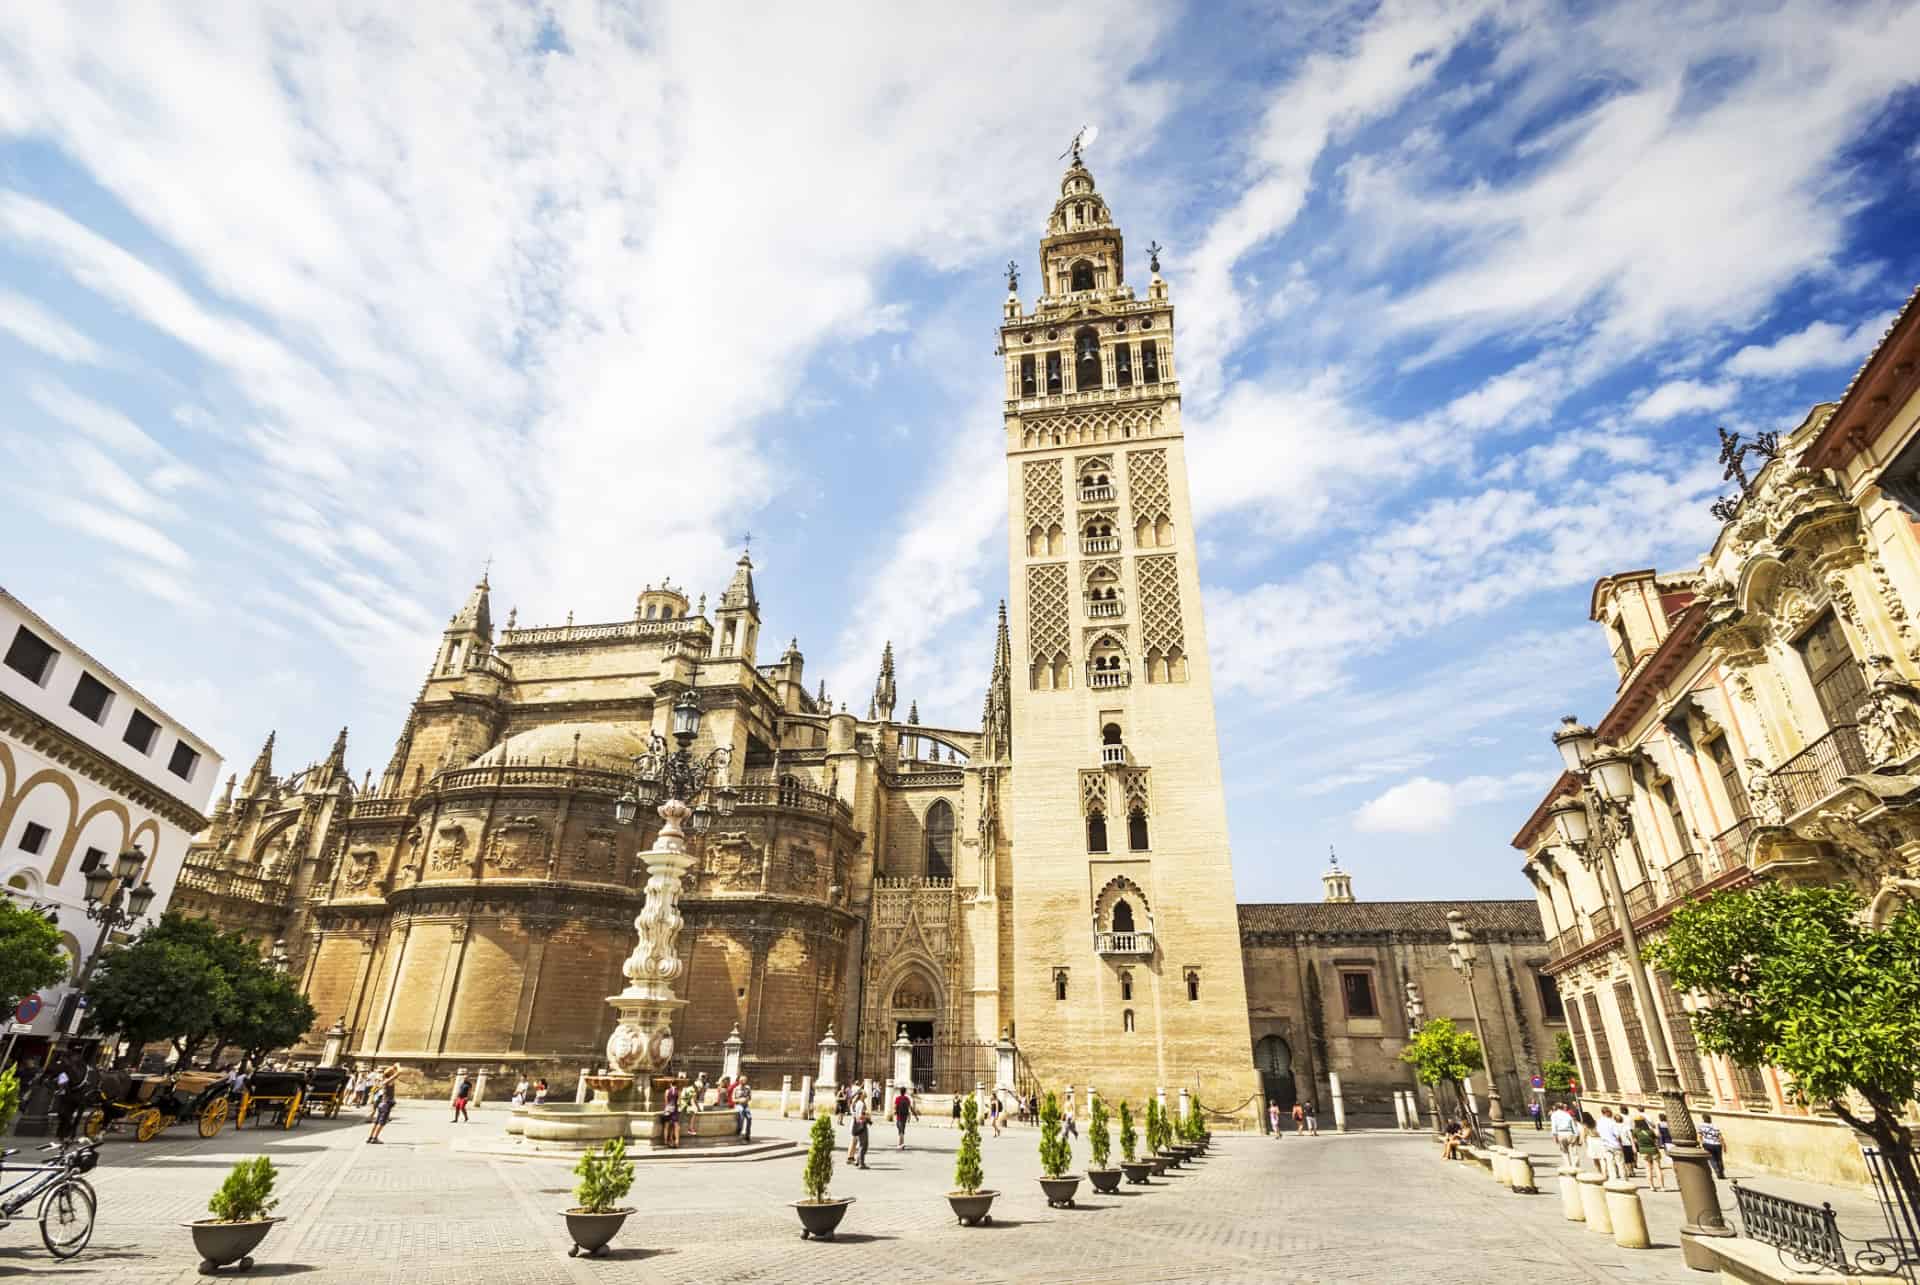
1404, 980, 1442, 1136
1446, 909, 1512, 1148
601, 689, 736, 1082
41, 847, 158, 1060
1549, 716, 1733, 1268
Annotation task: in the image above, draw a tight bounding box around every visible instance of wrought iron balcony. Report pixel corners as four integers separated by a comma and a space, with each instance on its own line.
1624, 881, 1655, 922
1589, 906, 1615, 940
1095, 931, 1155, 957
1664, 853, 1703, 898
1711, 817, 1755, 871
1100, 744, 1127, 767
1549, 928, 1585, 960
1079, 485, 1114, 503
1772, 724, 1868, 818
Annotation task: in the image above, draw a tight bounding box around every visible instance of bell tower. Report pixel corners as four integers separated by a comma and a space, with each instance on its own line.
999, 149, 1259, 1115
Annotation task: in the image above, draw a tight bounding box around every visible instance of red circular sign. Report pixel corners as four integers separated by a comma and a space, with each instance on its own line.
14, 993, 42, 1023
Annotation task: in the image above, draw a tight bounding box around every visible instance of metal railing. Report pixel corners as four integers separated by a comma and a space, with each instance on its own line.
1862, 1145, 1920, 1281
1624, 881, 1655, 922
1095, 931, 1155, 956
1589, 906, 1615, 940
1712, 817, 1755, 871
1773, 724, 1869, 818
1664, 853, 1703, 898
1548, 928, 1585, 961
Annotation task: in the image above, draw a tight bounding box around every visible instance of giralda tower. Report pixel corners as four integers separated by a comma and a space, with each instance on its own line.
999, 149, 1259, 1114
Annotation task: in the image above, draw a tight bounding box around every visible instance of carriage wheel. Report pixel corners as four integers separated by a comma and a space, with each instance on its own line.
327, 1100, 340, 1120
282, 1095, 302, 1130
134, 1109, 165, 1142
198, 1097, 228, 1137
78, 1108, 106, 1141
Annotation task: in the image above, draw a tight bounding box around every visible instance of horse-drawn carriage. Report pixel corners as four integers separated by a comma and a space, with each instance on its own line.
300, 1067, 351, 1119
235, 1070, 305, 1130
75, 1071, 230, 1142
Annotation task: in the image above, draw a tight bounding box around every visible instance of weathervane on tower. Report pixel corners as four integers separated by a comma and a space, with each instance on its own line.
1060, 124, 1099, 165
1005, 259, 1019, 293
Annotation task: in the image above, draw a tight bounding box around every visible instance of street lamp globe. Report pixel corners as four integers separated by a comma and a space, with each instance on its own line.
715, 781, 738, 817
1586, 743, 1638, 804
82, 863, 113, 905
1552, 716, 1596, 774
1547, 796, 1591, 848
672, 690, 702, 742
690, 802, 713, 835
113, 846, 145, 882
614, 790, 639, 827
127, 881, 157, 919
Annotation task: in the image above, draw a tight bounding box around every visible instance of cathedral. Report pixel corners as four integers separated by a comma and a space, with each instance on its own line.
171, 156, 1553, 1121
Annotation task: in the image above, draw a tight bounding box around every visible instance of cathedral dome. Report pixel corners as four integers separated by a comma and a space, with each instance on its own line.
471, 722, 653, 770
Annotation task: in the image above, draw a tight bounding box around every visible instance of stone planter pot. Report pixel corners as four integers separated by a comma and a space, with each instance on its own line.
1038, 1175, 1082, 1208
563, 1208, 633, 1257
1158, 1148, 1182, 1169
186, 1218, 278, 1274
1171, 1144, 1196, 1162
1120, 1160, 1154, 1185
946, 1189, 998, 1225
1148, 1154, 1169, 1175
1087, 1168, 1123, 1193
792, 1197, 855, 1240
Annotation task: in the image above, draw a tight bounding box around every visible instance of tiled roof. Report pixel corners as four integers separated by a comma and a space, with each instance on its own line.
1237, 899, 1546, 939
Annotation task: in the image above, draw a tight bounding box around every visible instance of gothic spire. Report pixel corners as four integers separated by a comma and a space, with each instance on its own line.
981, 600, 1013, 761
873, 641, 898, 721
450, 568, 493, 638
907, 700, 920, 725
211, 772, 236, 821
720, 548, 757, 612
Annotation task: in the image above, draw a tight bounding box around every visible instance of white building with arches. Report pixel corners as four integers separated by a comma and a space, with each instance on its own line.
0, 586, 221, 1058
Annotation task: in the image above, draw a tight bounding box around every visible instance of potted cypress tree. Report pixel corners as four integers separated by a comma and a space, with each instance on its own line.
563, 1137, 636, 1257
1170, 1105, 1197, 1163
947, 1094, 998, 1224
792, 1108, 855, 1240
1086, 1095, 1121, 1193
1146, 1101, 1171, 1174
1119, 1100, 1153, 1185
1036, 1091, 1081, 1207
187, 1156, 280, 1274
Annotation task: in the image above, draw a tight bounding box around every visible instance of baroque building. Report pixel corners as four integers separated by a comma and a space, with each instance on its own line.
1515, 287, 1920, 1187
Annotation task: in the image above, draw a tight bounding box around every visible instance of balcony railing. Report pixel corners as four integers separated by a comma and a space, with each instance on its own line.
1095, 931, 1155, 957
1711, 817, 1755, 871
1079, 485, 1114, 503
1549, 928, 1585, 960
1086, 599, 1123, 618
1772, 724, 1868, 818
1082, 537, 1120, 554
1088, 668, 1130, 689
1589, 906, 1615, 940
1624, 881, 1655, 922
1100, 744, 1127, 767
1664, 853, 1703, 898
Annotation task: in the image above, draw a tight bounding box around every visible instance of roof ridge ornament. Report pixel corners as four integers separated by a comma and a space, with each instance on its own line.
1709, 424, 1780, 523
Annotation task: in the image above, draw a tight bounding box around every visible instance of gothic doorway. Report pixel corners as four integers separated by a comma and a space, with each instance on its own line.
890, 973, 939, 1090
1255, 1034, 1296, 1116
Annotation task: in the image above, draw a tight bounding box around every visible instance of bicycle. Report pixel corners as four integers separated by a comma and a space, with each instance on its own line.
0, 1138, 99, 1259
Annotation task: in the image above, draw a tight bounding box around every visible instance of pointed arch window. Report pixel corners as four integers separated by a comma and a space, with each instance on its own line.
1087, 810, 1107, 853
1054, 969, 1069, 1001
1122, 1008, 1135, 1032
925, 799, 954, 879
1185, 969, 1200, 1002
1119, 970, 1134, 1002
1128, 806, 1149, 851
1070, 260, 1095, 292
1111, 899, 1135, 933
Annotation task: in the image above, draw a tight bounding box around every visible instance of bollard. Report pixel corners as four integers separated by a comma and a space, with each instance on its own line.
1605, 1180, 1650, 1249
1489, 1149, 1509, 1184
1508, 1151, 1536, 1193
1577, 1171, 1613, 1234
1328, 1071, 1347, 1133
575, 1067, 589, 1104
780, 1075, 792, 1119
1557, 1166, 1584, 1220
800, 1074, 813, 1117
474, 1072, 487, 1108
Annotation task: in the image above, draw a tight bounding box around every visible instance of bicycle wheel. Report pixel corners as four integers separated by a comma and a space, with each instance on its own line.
39, 1178, 96, 1259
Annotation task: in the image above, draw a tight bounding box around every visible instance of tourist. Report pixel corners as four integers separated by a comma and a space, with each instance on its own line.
869, 1079, 882, 1113
661, 1082, 680, 1149
1528, 1099, 1542, 1131
1549, 1101, 1578, 1166
1698, 1114, 1727, 1178
367, 1065, 399, 1145
892, 1083, 912, 1150
951, 1095, 962, 1125
1292, 1101, 1306, 1134
534, 1078, 549, 1105
1617, 1107, 1638, 1176
1596, 1107, 1626, 1180
452, 1074, 472, 1123
1304, 1099, 1319, 1135
1632, 1112, 1665, 1191
1269, 1101, 1282, 1137
1580, 1110, 1605, 1174
847, 1092, 870, 1168
512, 1077, 529, 1107
733, 1078, 752, 1141
988, 1092, 1003, 1137
1063, 1084, 1077, 1125
1440, 1119, 1468, 1160
1657, 1111, 1674, 1157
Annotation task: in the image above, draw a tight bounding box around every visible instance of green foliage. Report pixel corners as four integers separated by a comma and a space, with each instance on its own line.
802, 1108, 835, 1202
0, 1065, 20, 1137
206, 1156, 278, 1223
1181, 1104, 1202, 1144
1541, 1031, 1580, 1092
0, 899, 67, 1017
1399, 1017, 1484, 1087
1089, 1095, 1111, 1169
1145, 1098, 1164, 1153
572, 1137, 635, 1213
1119, 1100, 1137, 1162
954, 1094, 984, 1194
1037, 1091, 1072, 1178
1647, 883, 1920, 1201
82, 913, 315, 1065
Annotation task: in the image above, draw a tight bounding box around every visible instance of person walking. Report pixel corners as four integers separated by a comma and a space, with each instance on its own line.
1698, 1114, 1727, 1178
1291, 1101, 1306, 1135
1549, 1101, 1578, 1166
1304, 1100, 1319, 1136
534, 1078, 549, 1105
1596, 1107, 1626, 1180
661, 1082, 680, 1149
892, 1084, 912, 1150
1580, 1110, 1606, 1174
367, 1065, 399, 1144
1269, 1101, 1282, 1137
847, 1094, 870, 1168
512, 1077, 529, 1107
452, 1075, 472, 1123
1632, 1112, 1665, 1190
1528, 1099, 1543, 1131
988, 1092, 1003, 1137
733, 1078, 752, 1141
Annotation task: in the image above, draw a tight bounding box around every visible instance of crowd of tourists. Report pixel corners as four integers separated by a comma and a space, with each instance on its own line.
1539, 1100, 1728, 1183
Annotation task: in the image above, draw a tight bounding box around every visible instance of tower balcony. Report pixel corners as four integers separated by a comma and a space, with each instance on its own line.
1078, 484, 1114, 503
1100, 743, 1128, 767
1088, 667, 1130, 690
1095, 930, 1155, 957
1086, 598, 1123, 618
1082, 536, 1120, 554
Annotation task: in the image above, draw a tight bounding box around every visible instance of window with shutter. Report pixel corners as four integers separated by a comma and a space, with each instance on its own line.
1581, 993, 1617, 1093
1795, 610, 1867, 732
1654, 969, 1709, 1096
1612, 980, 1656, 1093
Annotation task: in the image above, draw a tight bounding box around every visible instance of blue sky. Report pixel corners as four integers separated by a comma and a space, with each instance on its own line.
2, 2, 1917, 903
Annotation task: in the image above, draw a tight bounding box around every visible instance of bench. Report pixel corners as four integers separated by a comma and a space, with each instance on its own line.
1733, 1182, 1913, 1279
1459, 1144, 1495, 1170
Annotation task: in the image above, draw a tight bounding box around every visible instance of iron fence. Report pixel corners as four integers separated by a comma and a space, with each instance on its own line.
1773, 725, 1869, 818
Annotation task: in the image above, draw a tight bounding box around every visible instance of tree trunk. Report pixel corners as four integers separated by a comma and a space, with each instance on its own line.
1831, 1096, 1920, 1221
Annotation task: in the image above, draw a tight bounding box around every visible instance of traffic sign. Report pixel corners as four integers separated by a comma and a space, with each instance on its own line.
6, 1022, 32, 1036
1530, 1074, 1543, 1090
13, 993, 40, 1023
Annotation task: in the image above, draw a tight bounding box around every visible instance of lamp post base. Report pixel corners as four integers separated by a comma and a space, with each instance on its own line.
1670, 1144, 1735, 1272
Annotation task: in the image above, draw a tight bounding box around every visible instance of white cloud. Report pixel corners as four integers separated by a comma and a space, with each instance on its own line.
1630, 378, 1738, 422
0, 289, 100, 363
1354, 769, 1549, 832
1726, 310, 1898, 378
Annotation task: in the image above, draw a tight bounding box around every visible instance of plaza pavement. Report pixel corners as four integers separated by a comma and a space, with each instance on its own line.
0, 1101, 1889, 1283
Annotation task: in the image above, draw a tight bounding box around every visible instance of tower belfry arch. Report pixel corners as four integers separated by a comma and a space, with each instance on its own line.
998, 152, 1259, 1116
